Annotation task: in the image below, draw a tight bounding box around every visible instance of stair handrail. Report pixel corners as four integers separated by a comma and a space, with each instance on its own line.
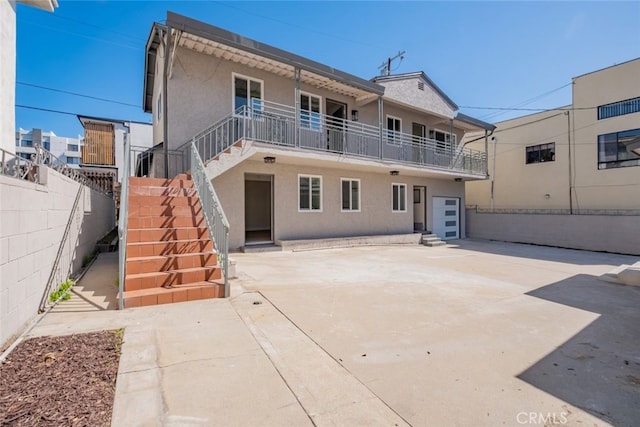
189, 141, 230, 297
118, 133, 131, 309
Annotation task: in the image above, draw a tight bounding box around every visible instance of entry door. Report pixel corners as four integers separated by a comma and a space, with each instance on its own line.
413, 186, 427, 231
244, 174, 273, 244
326, 99, 347, 152
432, 197, 459, 240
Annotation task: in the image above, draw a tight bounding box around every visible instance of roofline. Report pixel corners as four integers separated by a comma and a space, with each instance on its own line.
572, 57, 640, 80
371, 71, 459, 110
454, 113, 496, 131
143, 23, 164, 113
162, 11, 384, 94
77, 115, 152, 128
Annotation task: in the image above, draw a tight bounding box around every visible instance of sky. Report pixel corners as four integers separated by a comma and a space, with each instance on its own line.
15, 0, 640, 138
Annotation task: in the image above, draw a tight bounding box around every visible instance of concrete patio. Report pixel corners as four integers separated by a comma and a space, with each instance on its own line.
26, 239, 640, 426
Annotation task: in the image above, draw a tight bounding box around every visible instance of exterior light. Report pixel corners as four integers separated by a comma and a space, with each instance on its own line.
390, 170, 399, 176
263, 156, 276, 164
454, 178, 462, 182
544, 193, 551, 199
351, 110, 359, 121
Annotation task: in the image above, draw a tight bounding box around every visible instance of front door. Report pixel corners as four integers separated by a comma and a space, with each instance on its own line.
413, 186, 427, 231
326, 99, 347, 152
244, 174, 273, 245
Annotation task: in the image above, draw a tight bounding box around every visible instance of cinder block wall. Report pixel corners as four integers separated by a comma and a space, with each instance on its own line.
0, 169, 115, 347
466, 209, 640, 256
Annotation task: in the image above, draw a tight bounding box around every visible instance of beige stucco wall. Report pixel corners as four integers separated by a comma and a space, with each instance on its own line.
0, 170, 115, 347
466, 209, 640, 256
377, 77, 456, 119
212, 159, 465, 250
466, 58, 640, 211
571, 59, 640, 210
1, 0, 16, 155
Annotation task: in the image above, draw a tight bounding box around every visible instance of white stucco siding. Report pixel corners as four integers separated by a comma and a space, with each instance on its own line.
379, 78, 456, 119
212, 159, 465, 249
1, 0, 16, 155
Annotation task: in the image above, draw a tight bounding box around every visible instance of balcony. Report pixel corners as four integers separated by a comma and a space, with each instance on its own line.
187, 101, 487, 177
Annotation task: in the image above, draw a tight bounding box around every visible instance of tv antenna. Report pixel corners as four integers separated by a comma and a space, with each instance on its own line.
378, 50, 406, 76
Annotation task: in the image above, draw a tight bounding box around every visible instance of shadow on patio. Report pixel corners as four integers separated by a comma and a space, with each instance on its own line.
518, 274, 640, 426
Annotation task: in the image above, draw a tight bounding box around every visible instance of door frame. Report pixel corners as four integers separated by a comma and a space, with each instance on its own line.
413, 185, 427, 232
244, 173, 274, 245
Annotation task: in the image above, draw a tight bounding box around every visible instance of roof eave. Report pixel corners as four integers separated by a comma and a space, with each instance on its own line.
454, 113, 496, 131
143, 23, 164, 113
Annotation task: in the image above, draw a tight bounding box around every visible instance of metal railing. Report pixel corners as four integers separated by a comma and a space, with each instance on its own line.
183, 100, 487, 176
118, 134, 131, 310
467, 206, 640, 216
189, 142, 230, 297
1, 146, 110, 193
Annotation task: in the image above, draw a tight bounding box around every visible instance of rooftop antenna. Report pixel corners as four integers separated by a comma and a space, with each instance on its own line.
378, 50, 406, 76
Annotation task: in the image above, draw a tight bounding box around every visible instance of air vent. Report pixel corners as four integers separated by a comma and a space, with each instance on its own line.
417, 81, 425, 91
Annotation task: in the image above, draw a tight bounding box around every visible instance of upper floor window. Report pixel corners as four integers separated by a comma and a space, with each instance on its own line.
598, 97, 640, 120
234, 74, 263, 113
67, 144, 79, 152
387, 116, 402, 144
526, 142, 555, 164
598, 128, 640, 169
66, 157, 80, 165
341, 178, 360, 212
300, 93, 321, 131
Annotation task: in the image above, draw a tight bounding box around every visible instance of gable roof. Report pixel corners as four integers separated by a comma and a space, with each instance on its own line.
372, 71, 459, 111
143, 12, 385, 112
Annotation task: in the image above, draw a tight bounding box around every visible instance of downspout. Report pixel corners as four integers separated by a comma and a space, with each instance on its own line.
378, 96, 383, 159
449, 118, 454, 164
490, 136, 497, 211
484, 129, 488, 176
162, 26, 171, 178
294, 68, 301, 148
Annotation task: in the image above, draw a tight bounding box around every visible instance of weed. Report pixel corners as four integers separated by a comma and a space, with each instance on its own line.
82, 250, 98, 268
49, 279, 75, 303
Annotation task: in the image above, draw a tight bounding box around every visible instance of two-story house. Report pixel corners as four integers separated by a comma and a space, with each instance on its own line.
142, 11, 494, 251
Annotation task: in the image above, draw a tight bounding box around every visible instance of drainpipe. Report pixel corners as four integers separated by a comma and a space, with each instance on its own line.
490, 136, 497, 211
449, 118, 454, 163
294, 68, 301, 148
484, 129, 488, 176
378, 96, 383, 159
162, 25, 171, 178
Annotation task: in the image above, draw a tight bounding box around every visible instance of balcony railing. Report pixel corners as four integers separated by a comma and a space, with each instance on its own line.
186, 100, 487, 176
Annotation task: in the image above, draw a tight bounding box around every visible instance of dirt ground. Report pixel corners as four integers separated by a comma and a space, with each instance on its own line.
0, 330, 122, 426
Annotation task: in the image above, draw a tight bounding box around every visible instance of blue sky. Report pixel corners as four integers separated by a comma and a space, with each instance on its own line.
15, 1, 640, 138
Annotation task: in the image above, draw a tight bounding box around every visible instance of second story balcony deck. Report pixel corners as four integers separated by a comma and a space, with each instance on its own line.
187, 100, 488, 178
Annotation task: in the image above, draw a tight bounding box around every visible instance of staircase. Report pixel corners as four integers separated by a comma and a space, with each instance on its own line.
121, 174, 224, 308
421, 233, 446, 247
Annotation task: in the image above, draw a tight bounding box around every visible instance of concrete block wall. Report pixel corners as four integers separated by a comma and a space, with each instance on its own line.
466, 209, 640, 256
0, 169, 115, 347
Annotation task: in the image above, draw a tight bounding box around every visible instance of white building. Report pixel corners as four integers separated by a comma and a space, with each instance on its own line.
15, 128, 83, 167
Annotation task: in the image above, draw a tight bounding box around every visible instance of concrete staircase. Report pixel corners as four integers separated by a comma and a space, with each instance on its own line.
421, 233, 446, 247
121, 175, 224, 308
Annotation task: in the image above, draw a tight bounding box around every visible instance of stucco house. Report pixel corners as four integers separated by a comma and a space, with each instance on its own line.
142, 11, 494, 251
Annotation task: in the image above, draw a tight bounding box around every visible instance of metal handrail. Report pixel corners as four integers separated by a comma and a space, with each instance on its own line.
189, 142, 230, 297
118, 134, 131, 309
180, 100, 488, 175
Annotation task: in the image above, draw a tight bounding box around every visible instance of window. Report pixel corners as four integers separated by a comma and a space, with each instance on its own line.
233, 74, 263, 113
67, 157, 80, 165
341, 178, 360, 212
598, 97, 640, 120
387, 115, 402, 143
22, 138, 33, 147
429, 129, 455, 152
300, 93, 321, 131
392, 183, 407, 212
526, 142, 555, 164
157, 93, 162, 120
598, 128, 640, 169
67, 144, 79, 152
299, 175, 322, 211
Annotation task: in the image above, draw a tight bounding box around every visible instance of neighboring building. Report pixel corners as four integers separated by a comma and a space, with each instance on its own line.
15, 128, 82, 167
142, 12, 494, 249
1, 0, 57, 155
466, 58, 640, 212
77, 115, 153, 183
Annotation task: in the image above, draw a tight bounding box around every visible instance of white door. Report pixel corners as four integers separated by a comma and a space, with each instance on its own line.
433, 197, 459, 240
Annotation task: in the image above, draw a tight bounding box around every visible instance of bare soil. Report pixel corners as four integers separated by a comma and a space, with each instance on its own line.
0, 330, 122, 426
